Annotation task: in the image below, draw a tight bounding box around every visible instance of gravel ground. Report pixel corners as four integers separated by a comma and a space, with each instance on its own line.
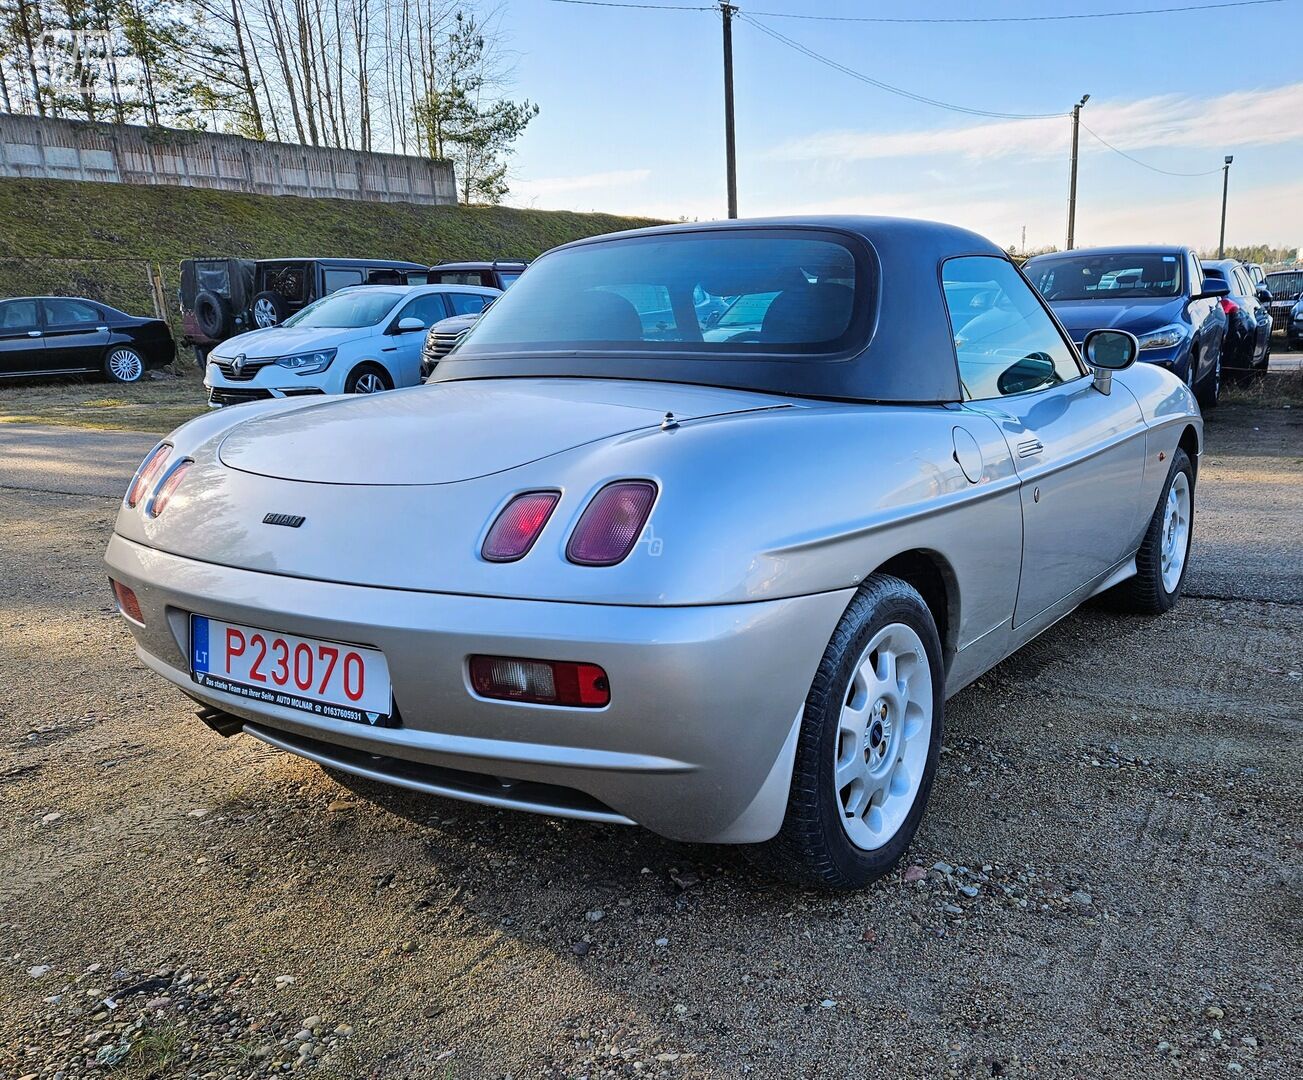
0, 401, 1299, 1080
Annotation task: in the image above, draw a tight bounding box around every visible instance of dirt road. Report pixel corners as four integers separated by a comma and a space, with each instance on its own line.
1, 401, 1299, 1079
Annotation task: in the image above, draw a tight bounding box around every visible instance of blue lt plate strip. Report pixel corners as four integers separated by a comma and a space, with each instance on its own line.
191, 615, 210, 673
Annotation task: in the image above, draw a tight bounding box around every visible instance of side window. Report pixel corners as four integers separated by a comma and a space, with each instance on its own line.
0, 298, 40, 331
1234, 268, 1253, 296
447, 292, 491, 316
941, 256, 1083, 400
323, 269, 365, 293
396, 293, 449, 328
42, 298, 101, 327
1188, 253, 1203, 293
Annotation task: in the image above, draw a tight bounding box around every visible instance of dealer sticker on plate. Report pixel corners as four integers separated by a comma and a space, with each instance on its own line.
190, 614, 395, 727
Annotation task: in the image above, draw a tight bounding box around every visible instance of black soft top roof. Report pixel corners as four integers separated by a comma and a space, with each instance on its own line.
432, 216, 1006, 404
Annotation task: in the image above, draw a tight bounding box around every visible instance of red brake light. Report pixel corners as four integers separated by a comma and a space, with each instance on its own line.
126, 444, 171, 508
566, 481, 658, 566
1220, 297, 1239, 316
469, 655, 610, 708
110, 579, 144, 624
482, 491, 560, 561
147, 459, 193, 517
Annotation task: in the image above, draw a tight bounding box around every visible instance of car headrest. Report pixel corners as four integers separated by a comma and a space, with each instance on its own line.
572, 289, 643, 341
761, 282, 854, 344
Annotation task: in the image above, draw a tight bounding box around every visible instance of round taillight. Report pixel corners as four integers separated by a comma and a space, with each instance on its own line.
566, 481, 658, 566
126, 443, 171, 508
147, 459, 193, 517
482, 491, 560, 562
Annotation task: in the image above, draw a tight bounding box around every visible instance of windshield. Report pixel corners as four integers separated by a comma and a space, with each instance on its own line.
1026, 253, 1183, 301
282, 289, 398, 328
455, 230, 866, 361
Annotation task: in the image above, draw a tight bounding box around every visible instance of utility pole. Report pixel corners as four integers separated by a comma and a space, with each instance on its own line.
1066, 94, 1089, 250
1218, 155, 1233, 258
721, 2, 738, 219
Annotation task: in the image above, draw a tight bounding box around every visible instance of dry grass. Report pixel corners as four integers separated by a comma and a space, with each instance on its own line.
1222, 363, 1303, 407
0, 370, 208, 433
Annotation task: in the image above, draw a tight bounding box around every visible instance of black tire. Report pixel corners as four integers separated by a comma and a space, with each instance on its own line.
194, 290, 231, 339
1195, 349, 1221, 409
104, 345, 146, 383
344, 363, 393, 394
251, 290, 288, 329
749, 574, 944, 889
1112, 448, 1195, 615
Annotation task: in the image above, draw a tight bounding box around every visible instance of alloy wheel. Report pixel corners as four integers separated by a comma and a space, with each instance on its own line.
835, 622, 933, 851
352, 372, 386, 394
107, 348, 143, 382
1160, 471, 1192, 593
253, 298, 278, 328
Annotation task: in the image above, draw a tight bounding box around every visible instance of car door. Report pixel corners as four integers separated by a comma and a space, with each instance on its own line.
1235, 266, 1270, 362
384, 292, 451, 385
0, 298, 46, 375
40, 298, 111, 372
943, 256, 1148, 628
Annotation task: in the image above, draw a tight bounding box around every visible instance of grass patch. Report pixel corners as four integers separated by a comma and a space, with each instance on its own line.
0, 371, 208, 433
0, 176, 660, 344
1222, 364, 1303, 407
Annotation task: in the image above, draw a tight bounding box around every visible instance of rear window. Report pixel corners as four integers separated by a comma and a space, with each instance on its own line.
1026, 253, 1183, 300
456, 230, 868, 361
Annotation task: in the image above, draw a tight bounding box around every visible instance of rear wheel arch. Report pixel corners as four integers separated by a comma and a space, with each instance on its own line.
871, 549, 958, 674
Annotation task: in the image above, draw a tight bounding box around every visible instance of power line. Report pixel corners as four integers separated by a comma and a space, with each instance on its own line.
543, 0, 710, 11
739, 14, 1067, 120
1078, 121, 1224, 176
743, 0, 1287, 23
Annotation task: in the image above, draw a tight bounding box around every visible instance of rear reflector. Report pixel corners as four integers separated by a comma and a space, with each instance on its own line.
147, 459, 193, 517
469, 655, 610, 708
111, 579, 144, 624
482, 491, 560, 562
126, 443, 171, 508
566, 481, 658, 566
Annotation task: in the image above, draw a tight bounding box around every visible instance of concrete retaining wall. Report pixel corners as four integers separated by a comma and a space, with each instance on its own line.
0, 114, 457, 205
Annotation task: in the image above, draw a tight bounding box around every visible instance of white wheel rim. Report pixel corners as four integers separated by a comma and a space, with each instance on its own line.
254, 298, 278, 327
835, 622, 933, 851
354, 373, 385, 394
108, 348, 142, 381
1160, 471, 1191, 593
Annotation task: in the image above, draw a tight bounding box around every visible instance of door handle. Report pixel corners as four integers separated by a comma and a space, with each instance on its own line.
27, 330, 41, 338
96, 325, 109, 332
1017, 437, 1044, 458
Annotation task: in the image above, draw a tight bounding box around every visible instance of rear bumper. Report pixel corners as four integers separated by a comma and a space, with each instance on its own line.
106, 533, 851, 843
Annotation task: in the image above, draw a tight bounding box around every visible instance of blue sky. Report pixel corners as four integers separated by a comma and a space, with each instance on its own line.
499, 0, 1303, 251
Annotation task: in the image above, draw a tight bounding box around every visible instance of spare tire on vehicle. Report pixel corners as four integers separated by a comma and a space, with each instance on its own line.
194, 290, 232, 340
252, 290, 289, 329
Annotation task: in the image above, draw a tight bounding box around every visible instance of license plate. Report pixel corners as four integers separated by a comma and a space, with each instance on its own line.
190, 614, 395, 727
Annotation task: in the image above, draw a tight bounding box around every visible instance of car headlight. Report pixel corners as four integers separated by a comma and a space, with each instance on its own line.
274, 348, 336, 374
1135, 324, 1186, 351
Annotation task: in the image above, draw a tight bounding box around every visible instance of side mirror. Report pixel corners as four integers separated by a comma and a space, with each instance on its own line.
396, 317, 426, 333
1256, 287, 1273, 303
1196, 279, 1230, 300
1083, 328, 1138, 395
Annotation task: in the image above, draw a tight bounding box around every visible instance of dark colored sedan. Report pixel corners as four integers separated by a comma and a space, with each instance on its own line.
1201, 260, 1271, 377
1023, 246, 1229, 408
0, 296, 174, 382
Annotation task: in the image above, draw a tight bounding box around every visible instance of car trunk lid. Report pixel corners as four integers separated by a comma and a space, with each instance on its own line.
217, 377, 794, 485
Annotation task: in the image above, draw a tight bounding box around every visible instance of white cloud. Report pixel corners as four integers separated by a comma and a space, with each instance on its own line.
769, 82, 1303, 164
510, 168, 651, 200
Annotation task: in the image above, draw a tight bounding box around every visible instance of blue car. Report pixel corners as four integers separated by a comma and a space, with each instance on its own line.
1023, 246, 1229, 407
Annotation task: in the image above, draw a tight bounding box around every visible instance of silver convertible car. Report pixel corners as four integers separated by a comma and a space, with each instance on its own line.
106, 218, 1200, 888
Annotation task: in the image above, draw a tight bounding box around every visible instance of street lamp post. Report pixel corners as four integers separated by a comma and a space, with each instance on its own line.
1218, 155, 1233, 258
